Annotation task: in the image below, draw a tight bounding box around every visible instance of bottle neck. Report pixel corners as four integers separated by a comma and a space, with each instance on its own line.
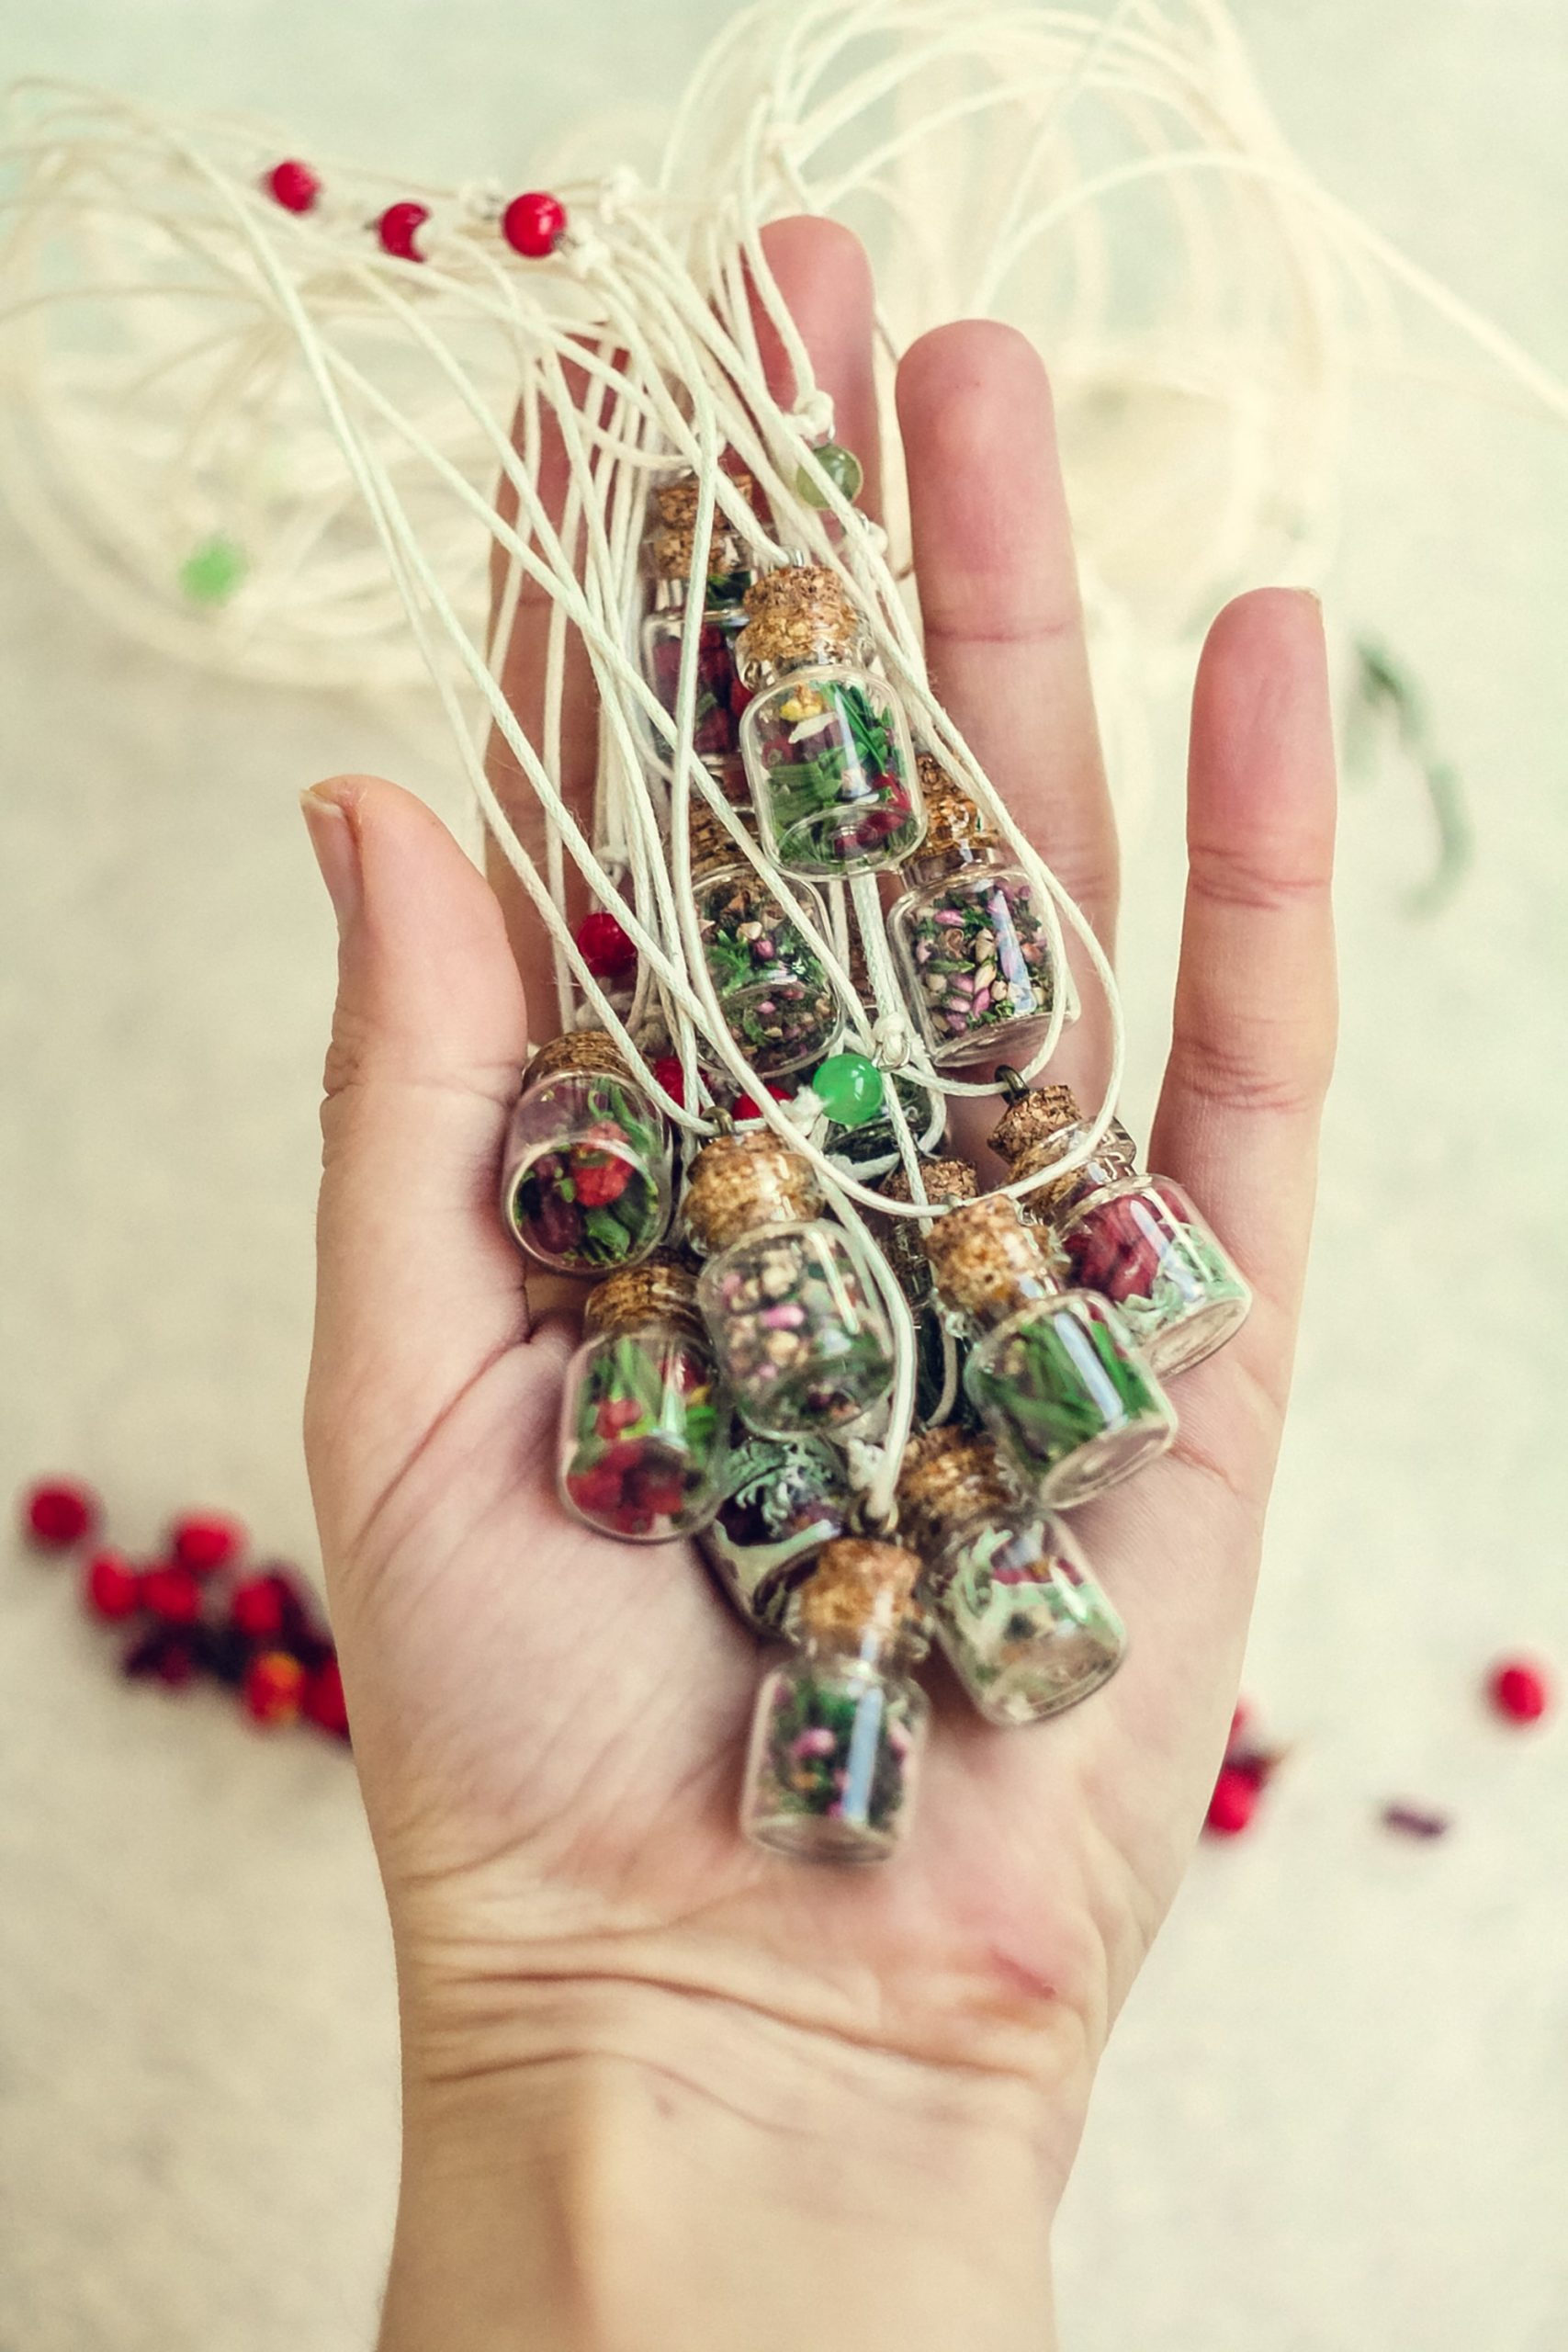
800, 1620, 920, 1676
902, 837, 995, 888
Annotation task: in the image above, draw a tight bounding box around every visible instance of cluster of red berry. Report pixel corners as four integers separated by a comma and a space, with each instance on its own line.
1206, 1666, 1553, 1842
21, 1479, 348, 1741
263, 157, 568, 268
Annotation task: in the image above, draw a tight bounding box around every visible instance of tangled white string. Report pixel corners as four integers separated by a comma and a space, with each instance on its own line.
2, 0, 1564, 1510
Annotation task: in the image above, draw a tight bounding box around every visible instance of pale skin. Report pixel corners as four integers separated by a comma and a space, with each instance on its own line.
300, 219, 1337, 2351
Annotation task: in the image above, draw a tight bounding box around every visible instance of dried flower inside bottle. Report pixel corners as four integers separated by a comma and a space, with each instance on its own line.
701, 1431, 853, 1634
989, 1084, 1251, 1377
735, 565, 924, 876
688, 800, 840, 1078
923, 1194, 1176, 1509
889, 755, 1056, 1064
640, 470, 759, 792
741, 1537, 930, 1862
558, 1257, 726, 1541
687, 1132, 896, 1439
898, 1428, 1124, 1724
501, 1032, 671, 1274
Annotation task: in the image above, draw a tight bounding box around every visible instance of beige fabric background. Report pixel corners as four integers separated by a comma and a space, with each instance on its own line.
2, 4, 1565, 2346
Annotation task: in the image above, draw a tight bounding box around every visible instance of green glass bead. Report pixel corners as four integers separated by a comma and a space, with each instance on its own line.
795, 442, 864, 509
179, 535, 247, 606
813, 1050, 885, 1129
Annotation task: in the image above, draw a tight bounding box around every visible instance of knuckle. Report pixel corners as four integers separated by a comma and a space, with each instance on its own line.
1186, 837, 1333, 921
1166, 1019, 1335, 1122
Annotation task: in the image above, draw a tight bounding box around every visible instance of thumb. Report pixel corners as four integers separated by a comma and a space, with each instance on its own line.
300, 775, 531, 1545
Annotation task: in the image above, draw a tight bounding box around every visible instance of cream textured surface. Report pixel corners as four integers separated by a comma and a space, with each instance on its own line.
2, 5, 1566, 2348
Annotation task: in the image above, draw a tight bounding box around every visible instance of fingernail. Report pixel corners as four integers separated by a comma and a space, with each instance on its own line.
301, 786, 362, 929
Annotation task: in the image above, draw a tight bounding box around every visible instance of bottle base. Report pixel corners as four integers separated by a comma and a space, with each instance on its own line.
956, 1632, 1126, 1725
745, 1808, 900, 1865
1040, 1414, 1175, 1509
1141, 1289, 1250, 1378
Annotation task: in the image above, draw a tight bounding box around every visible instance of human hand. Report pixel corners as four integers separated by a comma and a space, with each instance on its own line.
301, 218, 1336, 2351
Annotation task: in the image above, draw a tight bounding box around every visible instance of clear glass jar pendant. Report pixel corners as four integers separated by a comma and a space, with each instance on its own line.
501, 1035, 671, 1275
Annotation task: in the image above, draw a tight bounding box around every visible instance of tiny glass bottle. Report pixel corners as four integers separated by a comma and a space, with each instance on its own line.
686, 1131, 897, 1440
688, 799, 841, 1080
558, 1257, 727, 1541
898, 1428, 1125, 1724
734, 564, 925, 876
741, 1537, 930, 1863
989, 1084, 1251, 1378
500, 1032, 671, 1274
873, 1156, 980, 1307
701, 1430, 854, 1635
889, 754, 1057, 1066
640, 469, 758, 797
924, 1194, 1176, 1510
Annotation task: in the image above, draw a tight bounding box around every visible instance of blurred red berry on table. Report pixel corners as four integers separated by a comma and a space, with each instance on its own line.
22, 1479, 99, 1550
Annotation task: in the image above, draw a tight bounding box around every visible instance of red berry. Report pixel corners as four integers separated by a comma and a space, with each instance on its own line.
230, 1572, 289, 1642
732, 1082, 791, 1122
243, 1649, 305, 1727
83, 1550, 142, 1622
302, 1656, 350, 1739
651, 1055, 685, 1107
142, 1563, 203, 1626
171, 1511, 245, 1574
377, 200, 429, 262
1489, 1658, 1551, 1724
22, 1479, 99, 1550
501, 190, 567, 258
571, 1155, 632, 1209
574, 910, 637, 982
265, 159, 320, 214
1204, 1766, 1258, 1838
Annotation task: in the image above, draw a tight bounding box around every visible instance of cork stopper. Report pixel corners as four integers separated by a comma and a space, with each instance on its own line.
646, 470, 756, 582
682, 1130, 821, 1253
736, 563, 863, 675
907, 754, 987, 871
523, 1029, 630, 1089
921, 1193, 1057, 1326
582, 1252, 702, 1341
987, 1084, 1082, 1169
798, 1536, 923, 1642
897, 1428, 1010, 1549
876, 1158, 979, 1214
687, 797, 754, 876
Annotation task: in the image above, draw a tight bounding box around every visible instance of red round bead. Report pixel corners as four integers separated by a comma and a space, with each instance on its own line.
22, 1479, 100, 1550
243, 1648, 305, 1727
502, 190, 567, 258
303, 1656, 350, 1739
142, 1563, 203, 1627
377, 201, 430, 263
1205, 1766, 1258, 1838
651, 1055, 686, 1108
1489, 1658, 1551, 1724
171, 1511, 246, 1575
574, 910, 637, 982
84, 1550, 142, 1622
265, 159, 321, 214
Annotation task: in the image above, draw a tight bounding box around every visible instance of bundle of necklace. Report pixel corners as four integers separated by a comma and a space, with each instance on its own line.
4, 0, 1565, 1862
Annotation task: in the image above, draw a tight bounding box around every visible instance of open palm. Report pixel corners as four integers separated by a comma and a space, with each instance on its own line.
302, 219, 1336, 2141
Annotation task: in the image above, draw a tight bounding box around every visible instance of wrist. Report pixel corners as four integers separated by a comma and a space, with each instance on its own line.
384, 1973, 1077, 2352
